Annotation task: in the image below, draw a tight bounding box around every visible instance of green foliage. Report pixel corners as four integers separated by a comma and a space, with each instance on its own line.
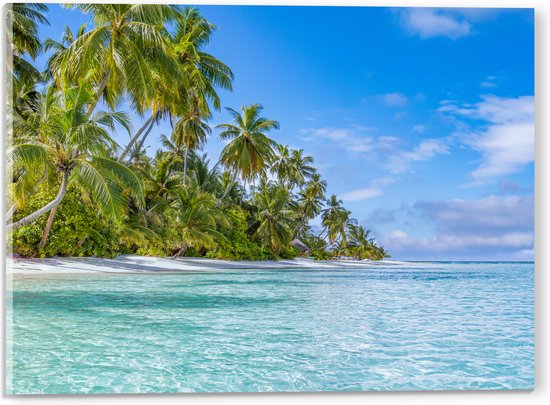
278, 246, 300, 260
205, 208, 271, 260
6, 5, 390, 262
12, 187, 121, 258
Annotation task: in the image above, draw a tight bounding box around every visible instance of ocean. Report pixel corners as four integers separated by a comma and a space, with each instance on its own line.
6, 261, 534, 394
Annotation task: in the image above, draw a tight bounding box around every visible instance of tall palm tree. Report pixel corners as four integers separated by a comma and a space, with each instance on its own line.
117, 7, 233, 165
271, 144, 292, 186
44, 24, 86, 86
217, 104, 279, 199
5, 3, 49, 82
169, 7, 233, 120
295, 174, 327, 237
52, 4, 179, 118
169, 186, 228, 259
253, 181, 294, 255
8, 84, 144, 242
321, 194, 353, 246
289, 148, 316, 188
172, 117, 211, 184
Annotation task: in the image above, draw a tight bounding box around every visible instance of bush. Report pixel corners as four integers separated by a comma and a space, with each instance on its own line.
205, 208, 271, 260
11, 186, 121, 258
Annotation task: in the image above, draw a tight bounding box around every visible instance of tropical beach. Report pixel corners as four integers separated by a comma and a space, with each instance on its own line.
5, 3, 535, 396
6, 3, 388, 262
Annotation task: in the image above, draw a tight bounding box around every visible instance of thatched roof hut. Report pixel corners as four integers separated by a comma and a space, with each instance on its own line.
290, 238, 310, 254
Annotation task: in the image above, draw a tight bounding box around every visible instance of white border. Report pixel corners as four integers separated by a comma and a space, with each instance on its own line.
1, 1, 547, 404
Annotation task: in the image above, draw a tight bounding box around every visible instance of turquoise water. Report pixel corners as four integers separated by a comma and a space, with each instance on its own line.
6, 262, 534, 394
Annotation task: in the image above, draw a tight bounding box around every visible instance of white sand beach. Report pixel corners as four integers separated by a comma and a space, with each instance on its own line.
6, 254, 405, 275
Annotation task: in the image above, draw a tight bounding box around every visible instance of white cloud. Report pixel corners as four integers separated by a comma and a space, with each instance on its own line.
386, 138, 450, 174
412, 125, 427, 133
301, 127, 400, 155
401, 8, 472, 39
341, 177, 394, 202
382, 195, 534, 260
382, 92, 408, 107
441, 95, 534, 183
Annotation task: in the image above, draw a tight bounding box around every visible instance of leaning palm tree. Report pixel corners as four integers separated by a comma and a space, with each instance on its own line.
118, 7, 233, 165
253, 181, 294, 255
168, 186, 228, 259
217, 104, 279, 199
7, 83, 144, 245
52, 3, 179, 118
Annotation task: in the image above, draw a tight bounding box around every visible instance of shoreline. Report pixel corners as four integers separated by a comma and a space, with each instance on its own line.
6, 254, 406, 276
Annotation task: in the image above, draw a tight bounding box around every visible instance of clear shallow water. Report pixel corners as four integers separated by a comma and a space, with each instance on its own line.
6, 262, 534, 394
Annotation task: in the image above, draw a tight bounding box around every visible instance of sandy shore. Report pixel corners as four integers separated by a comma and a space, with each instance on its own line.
6, 254, 404, 275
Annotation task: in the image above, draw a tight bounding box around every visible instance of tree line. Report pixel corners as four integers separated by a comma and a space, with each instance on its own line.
6, 4, 389, 261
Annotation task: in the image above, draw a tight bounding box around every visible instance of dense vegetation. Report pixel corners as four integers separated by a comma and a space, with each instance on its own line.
6, 3, 389, 261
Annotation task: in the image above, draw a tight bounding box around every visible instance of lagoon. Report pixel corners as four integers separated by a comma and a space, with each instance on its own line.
6, 261, 534, 394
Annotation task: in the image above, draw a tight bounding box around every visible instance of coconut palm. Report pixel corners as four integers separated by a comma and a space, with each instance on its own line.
172, 117, 211, 183
321, 195, 353, 246
271, 144, 292, 186
5, 3, 49, 82
118, 7, 233, 165
43, 24, 86, 86
253, 181, 294, 255
346, 223, 374, 259
52, 3, 179, 118
295, 174, 327, 237
169, 7, 233, 120
7, 83, 144, 245
289, 149, 316, 188
169, 186, 228, 259
217, 104, 279, 199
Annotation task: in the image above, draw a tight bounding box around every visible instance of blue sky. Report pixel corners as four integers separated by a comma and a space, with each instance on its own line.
35, 5, 534, 261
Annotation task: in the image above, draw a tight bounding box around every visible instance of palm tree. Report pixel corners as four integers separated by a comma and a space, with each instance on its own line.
253, 181, 294, 255
132, 150, 182, 225
169, 7, 233, 120
169, 186, 228, 259
5, 3, 49, 82
321, 195, 353, 246
117, 7, 233, 165
217, 104, 279, 199
7, 83, 144, 246
43, 24, 86, 86
172, 117, 211, 184
52, 4, 179, 119
295, 174, 327, 237
289, 149, 316, 189
346, 224, 374, 259
271, 144, 292, 186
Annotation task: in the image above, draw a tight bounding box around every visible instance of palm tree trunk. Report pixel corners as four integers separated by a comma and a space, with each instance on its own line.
171, 243, 188, 260
220, 171, 238, 201
129, 119, 155, 162
182, 148, 189, 185
84, 70, 111, 119
118, 114, 154, 163
7, 171, 69, 231
241, 178, 247, 206
38, 205, 58, 250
